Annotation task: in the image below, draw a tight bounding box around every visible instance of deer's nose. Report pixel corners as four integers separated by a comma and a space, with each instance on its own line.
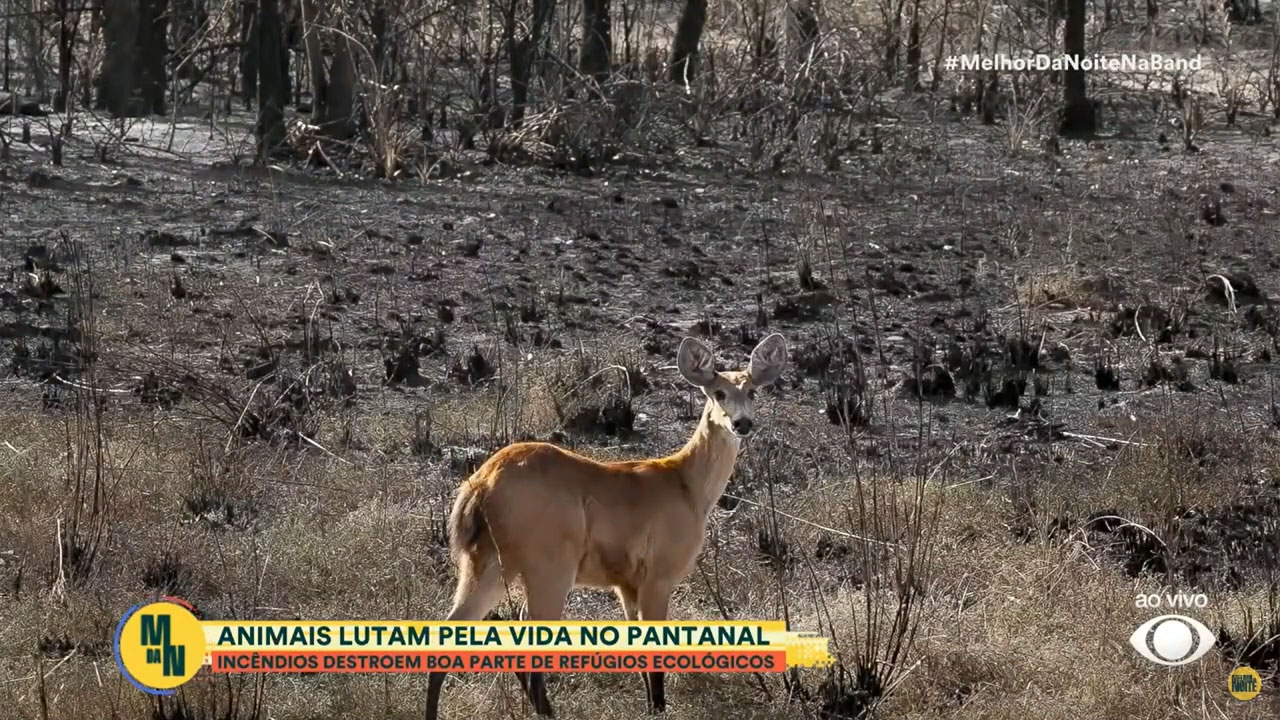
732, 418, 754, 436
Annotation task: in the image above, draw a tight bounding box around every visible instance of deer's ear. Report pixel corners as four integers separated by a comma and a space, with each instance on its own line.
747, 333, 787, 387
677, 337, 717, 387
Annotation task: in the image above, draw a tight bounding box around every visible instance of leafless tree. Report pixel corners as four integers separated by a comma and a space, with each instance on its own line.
1059, 0, 1094, 134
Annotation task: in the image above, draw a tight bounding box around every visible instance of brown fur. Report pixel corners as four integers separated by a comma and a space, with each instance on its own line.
450, 398, 742, 601
447, 484, 487, 565
425, 334, 787, 720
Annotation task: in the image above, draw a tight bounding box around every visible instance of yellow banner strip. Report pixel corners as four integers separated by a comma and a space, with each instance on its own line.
198, 621, 834, 669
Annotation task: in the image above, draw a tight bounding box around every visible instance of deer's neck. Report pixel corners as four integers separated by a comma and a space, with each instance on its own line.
670, 401, 742, 516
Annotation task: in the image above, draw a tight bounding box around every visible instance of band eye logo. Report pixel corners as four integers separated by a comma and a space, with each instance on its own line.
1129, 614, 1216, 666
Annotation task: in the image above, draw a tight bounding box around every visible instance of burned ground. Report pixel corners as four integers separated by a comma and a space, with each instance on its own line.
5, 30, 1280, 720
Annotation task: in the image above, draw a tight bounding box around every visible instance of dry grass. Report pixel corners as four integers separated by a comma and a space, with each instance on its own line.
1, 365, 1278, 719
1016, 268, 1130, 312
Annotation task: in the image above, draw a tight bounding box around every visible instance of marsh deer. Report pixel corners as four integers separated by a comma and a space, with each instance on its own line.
424, 333, 788, 719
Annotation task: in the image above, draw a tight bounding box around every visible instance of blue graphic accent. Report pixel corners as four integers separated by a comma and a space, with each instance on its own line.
113, 602, 176, 696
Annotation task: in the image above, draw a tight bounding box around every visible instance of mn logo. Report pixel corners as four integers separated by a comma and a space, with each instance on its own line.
1229, 666, 1261, 701
140, 613, 185, 676
114, 598, 207, 695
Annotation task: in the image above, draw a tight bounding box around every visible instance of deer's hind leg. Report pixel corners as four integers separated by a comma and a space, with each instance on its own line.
425, 558, 502, 720
513, 565, 575, 717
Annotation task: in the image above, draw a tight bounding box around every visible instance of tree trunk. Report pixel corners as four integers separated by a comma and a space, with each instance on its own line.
171, 0, 207, 81
54, 0, 78, 112
371, 0, 388, 76
17, 0, 48, 97
99, 0, 140, 115
255, 0, 287, 159
3, 0, 10, 92
979, 70, 997, 124
884, 0, 905, 79
511, 0, 554, 124
930, 0, 949, 92
137, 0, 168, 114
668, 0, 707, 84
500, 0, 518, 126
1059, 0, 1095, 135
240, 0, 258, 105
509, 37, 529, 125
1046, 0, 1060, 83
905, 0, 922, 91
323, 35, 357, 137
300, 0, 327, 122
580, 0, 611, 80
278, 6, 290, 106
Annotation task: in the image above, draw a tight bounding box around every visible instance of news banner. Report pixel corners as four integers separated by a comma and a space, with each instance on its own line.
114, 597, 835, 694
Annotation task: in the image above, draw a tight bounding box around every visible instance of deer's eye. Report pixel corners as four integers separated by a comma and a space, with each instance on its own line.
713, 390, 726, 401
